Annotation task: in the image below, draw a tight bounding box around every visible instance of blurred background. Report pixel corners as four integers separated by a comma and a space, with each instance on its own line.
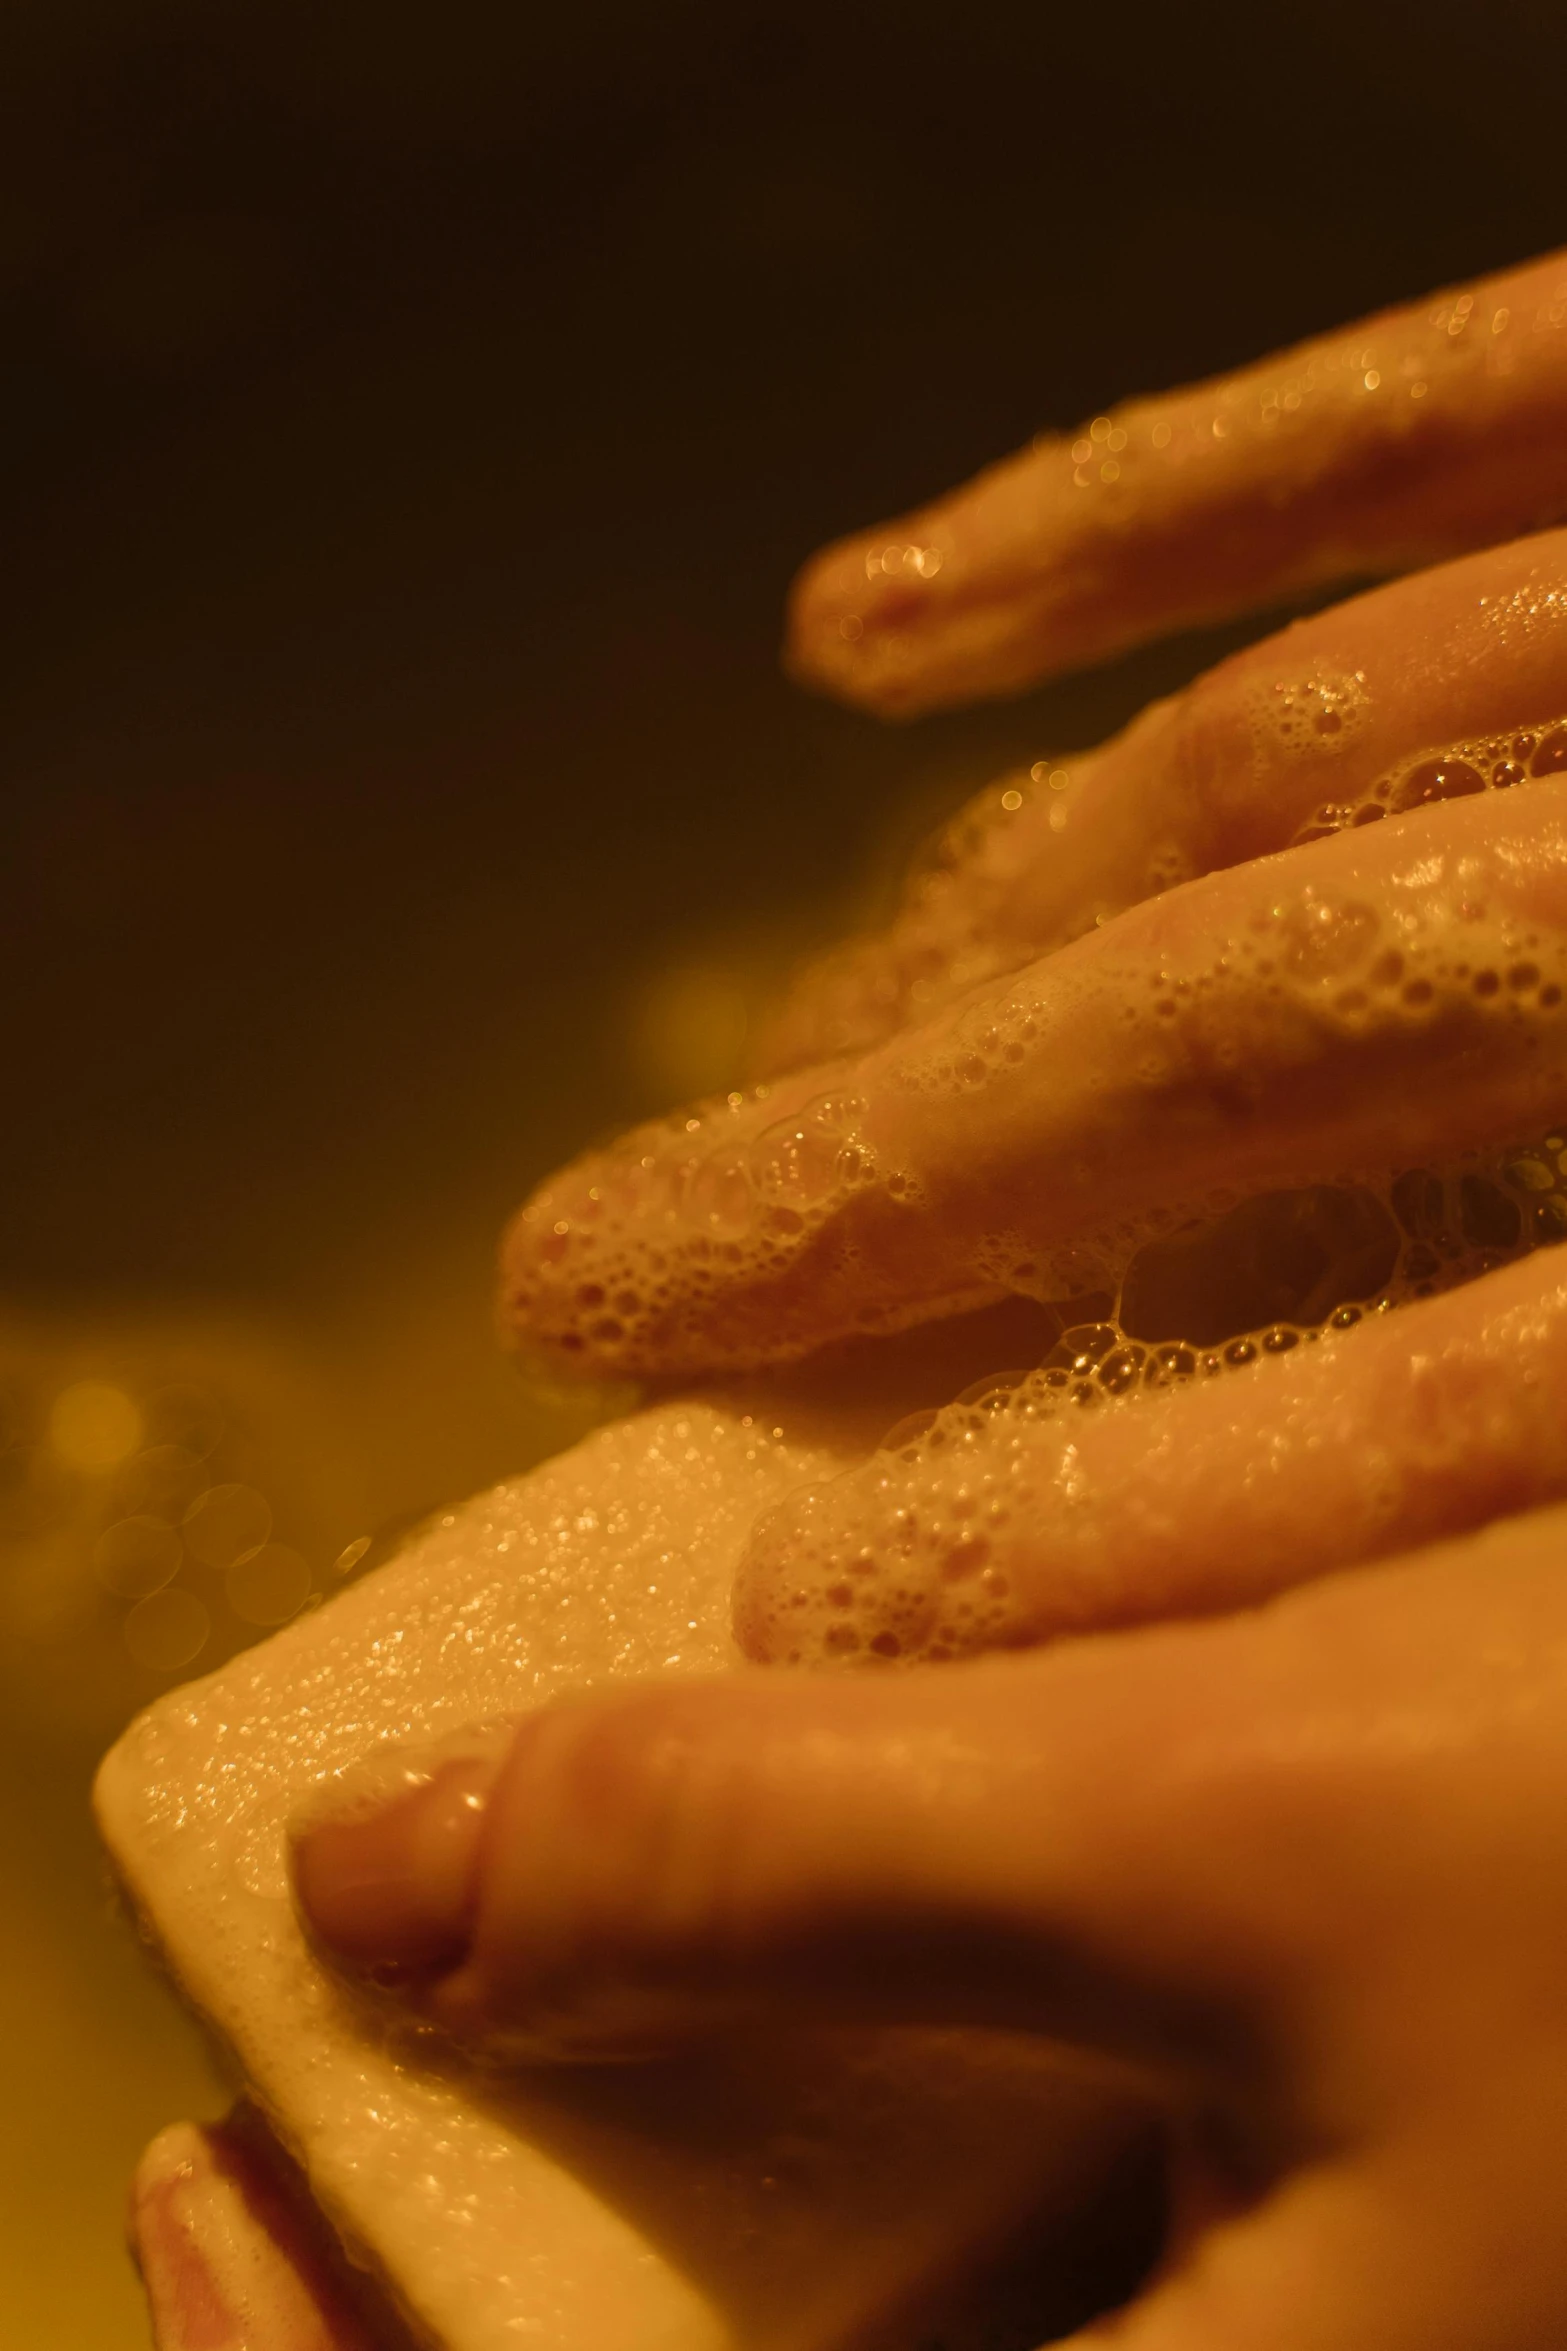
3, 0, 1566, 2338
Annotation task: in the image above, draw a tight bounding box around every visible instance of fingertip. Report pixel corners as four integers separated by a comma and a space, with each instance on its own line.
292, 1758, 495, 1975
785, 527, 945, 714
782, 545, 865, 696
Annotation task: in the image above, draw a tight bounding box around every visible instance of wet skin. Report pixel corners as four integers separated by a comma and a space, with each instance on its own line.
143, 249, 1567, 2349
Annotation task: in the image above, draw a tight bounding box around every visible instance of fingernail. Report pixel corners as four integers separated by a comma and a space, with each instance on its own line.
293, 1758, 495, 1973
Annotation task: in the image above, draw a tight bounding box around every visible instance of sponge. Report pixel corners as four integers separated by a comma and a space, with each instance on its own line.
97, 1392, 1146, 2351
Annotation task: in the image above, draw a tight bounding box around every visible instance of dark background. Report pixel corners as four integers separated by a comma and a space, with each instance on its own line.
4, 3, 1567, 2340
7, 0, 1562, 1333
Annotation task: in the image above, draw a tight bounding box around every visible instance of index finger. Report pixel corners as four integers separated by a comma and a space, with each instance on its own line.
501, 785, 1567, 1377
788, 247, 1567, 715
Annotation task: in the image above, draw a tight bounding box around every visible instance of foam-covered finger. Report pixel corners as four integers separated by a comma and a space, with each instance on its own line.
503, 786, 1567, 1378
763, 531, 1567, 1071
130, 2113, 384, 2351
734, 1247, 1567, 1665
787, 248, 1567, 716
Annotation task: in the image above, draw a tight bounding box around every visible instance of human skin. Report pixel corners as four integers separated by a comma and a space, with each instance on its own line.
296, 1502, 1567, 2351
153, 1503, 1567, 2350
130, 2111, 396, 2351
761, 528, 1567, 1072
785, 246, 1567, 717
504, 783, 1567, 1376
146, 251, 1567, 2345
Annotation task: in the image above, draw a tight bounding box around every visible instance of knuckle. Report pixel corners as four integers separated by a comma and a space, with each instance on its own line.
471, 1688, 759, 2036
1169, 676, 1260, 848
519, 1686, 710, 1832
523, 1684, 757, 1934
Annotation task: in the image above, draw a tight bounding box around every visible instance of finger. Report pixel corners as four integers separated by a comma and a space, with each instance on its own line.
786, 247, 1567, 716
734, 1244, 1567, 1664
763, 529, 1567, 1071
293, 1621, 1297, 2062
294, 1529, 1567, 2351
291, 1502, 1567, 2062
502, 784, 1567, 1377
130, 2112, 383, 2351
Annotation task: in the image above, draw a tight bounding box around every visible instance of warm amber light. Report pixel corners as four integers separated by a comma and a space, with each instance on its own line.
48, 1381, 143, 1473
93, 1517, 182, 1601
124, 1589, 210, 1672
182, 1483, 272, 1570
631, 960, 751, 1100
225, 1542, 311, 1626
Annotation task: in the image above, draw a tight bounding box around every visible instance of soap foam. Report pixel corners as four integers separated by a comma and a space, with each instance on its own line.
1291, 717, 1567, 845
877, 827, 1567, 1321
509, 814, 1567, 1379
733, 1121, 1567, 1670
1250, 667, 1372, 761
98, 1397, 1146, 2351
507, 1072, 931, 1379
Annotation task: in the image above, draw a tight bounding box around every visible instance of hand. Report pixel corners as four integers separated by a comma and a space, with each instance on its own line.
142, 254, 1567, 2346
295, 1501, 1567, 2350
502, 248, 1567, 1650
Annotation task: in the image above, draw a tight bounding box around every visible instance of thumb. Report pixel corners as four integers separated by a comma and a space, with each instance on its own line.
293, 1616, 1303, 2064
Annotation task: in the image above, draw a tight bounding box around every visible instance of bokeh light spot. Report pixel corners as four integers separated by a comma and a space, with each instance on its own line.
6, 1543, 97, 1645
124, 1588, 210, 1673
48, 1381, 142, 1473
182, 1482, 271, 1569
225, 1542, 311, 1626
94, 1516, 182, 1600
631, 961, 751, 1099
115, 1443, 206, 1521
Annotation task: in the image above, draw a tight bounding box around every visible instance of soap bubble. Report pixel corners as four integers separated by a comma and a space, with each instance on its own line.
115, 1444, 206, 1521
124, 1589, 210, 1672
183, 1483, 271, 1570
94, 1516, 182, 1600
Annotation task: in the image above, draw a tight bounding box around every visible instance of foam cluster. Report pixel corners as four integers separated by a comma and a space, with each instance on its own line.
506, 787, 1567, 1381
1292, 717, 1567, 843
1252, 667, 1373, 759
732, 1130, 1567, 1669
502, 1078, 892, 1375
